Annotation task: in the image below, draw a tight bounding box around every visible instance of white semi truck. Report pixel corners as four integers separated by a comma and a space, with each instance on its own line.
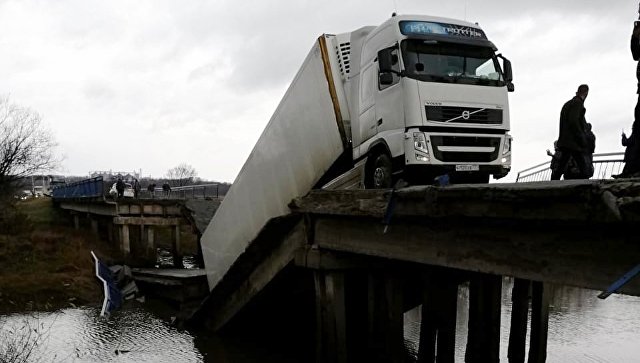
201, 14, 514, 289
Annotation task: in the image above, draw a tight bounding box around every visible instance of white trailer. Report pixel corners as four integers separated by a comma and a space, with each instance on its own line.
202, 14, 514, 289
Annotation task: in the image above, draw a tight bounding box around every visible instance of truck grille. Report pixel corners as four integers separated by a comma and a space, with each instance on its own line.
426, 106, 502, 124
430, 136, 501, 162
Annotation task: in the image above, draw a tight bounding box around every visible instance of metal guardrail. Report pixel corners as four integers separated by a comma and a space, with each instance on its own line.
516, 152, 625, 182
53, 178, 220, 200
138, 184, 220, 200
52, 176, 105, 199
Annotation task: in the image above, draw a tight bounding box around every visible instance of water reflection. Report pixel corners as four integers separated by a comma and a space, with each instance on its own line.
404, 278, 640, 363
1, 307, 203, 363
2, 280, 639, 362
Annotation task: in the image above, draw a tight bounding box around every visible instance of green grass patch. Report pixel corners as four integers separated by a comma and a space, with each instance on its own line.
0, 199, 118, 314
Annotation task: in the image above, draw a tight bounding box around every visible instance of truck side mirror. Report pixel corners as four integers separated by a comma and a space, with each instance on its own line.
502, 57, 513, 83
378, 48, 394, 73
497, 54, 514, 92
379, 73, 394, 86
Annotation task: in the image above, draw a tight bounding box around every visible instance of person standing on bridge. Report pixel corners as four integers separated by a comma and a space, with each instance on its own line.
614, 22, 640, 178
147, 183, 156, 198
162, 182, 171, 197
133, 178, 141, 198
115, 177, 125, 199
551, 84, 591, 180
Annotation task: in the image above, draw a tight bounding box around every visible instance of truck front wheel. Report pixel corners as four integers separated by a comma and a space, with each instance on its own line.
366, 153, 393, 189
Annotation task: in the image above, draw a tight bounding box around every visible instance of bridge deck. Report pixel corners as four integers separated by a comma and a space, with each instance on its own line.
196, 179, 640, 332
294, 180, 640, 292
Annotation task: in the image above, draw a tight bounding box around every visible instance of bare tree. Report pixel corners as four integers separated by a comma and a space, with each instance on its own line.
0, 97, 59, 198
166, 163, 197, 186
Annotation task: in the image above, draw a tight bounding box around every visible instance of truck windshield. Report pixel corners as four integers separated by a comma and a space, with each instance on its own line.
401, 39, 504, 87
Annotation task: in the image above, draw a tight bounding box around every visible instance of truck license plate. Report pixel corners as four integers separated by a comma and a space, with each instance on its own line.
455, 164, 480, 171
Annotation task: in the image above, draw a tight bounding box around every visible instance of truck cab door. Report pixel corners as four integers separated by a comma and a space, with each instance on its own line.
375, 46, 404, 143
358, 62, 378, 145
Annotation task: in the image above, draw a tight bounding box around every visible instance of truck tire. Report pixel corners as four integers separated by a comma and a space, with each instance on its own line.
366, 153, 393, 189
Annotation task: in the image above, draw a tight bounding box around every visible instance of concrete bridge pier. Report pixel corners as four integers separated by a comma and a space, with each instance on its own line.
465, 273, 502, 363
143, 225, 155, 259
313, 269, 406, 363
73, 213, 81, 230
172, 225, 183, 268
418, 276, 459, 363
113, 217, 182, 266
119, 224, 130, 257
310, 263, 553, 363
90, 217, 99, 236
527, 281, 551, 363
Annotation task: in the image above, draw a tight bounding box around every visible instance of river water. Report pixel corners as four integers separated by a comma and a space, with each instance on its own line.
1, 278, 639, 362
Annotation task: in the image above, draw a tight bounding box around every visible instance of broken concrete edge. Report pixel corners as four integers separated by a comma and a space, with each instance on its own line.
289, 180, 640, 223
187, 214, 305, 331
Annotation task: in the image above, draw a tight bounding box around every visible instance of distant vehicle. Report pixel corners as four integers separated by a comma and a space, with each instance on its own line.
16, 190, 32, 200
108, 182, 134, 198
44, 176, 66, 196
32, 185, 44, 197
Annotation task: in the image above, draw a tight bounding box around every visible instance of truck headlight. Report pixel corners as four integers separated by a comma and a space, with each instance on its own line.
413, 132, 429, 154
503, 136, 511, 155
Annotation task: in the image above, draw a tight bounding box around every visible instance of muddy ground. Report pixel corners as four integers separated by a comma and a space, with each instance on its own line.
0, 198, 127, 314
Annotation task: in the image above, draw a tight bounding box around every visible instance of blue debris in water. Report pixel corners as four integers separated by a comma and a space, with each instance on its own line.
91, 251, 123, 316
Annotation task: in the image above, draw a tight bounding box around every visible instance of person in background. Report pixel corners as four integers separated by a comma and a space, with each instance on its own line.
133, 178, 141, 198
147, 183, 156, 198
116, 178, 125, 199
583, 122, 596, 179
613, 22, 640, 178
162, 182, 171, 197
550, 85, 591, 180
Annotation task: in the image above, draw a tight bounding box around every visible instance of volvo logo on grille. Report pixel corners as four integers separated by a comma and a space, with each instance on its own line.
462, 110, 470, 120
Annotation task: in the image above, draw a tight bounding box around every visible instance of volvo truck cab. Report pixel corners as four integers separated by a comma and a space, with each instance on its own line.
352, 16, 513, 186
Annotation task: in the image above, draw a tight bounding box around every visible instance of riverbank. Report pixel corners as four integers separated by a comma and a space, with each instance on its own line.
0, 198, 118, 314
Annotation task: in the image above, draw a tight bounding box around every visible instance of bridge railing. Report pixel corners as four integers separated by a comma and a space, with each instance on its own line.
516, 152, 625, 182
52, 176, 105, 199
52, 178, 221, 200
139, 184, 220, 200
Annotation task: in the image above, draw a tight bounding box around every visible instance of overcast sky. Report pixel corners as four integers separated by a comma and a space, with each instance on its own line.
1, 0, 638, 182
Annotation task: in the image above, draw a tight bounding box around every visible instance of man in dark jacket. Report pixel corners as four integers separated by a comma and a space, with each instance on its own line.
551, 84, 590, 180
614, 24, 640, 178
115, 178, 125, 198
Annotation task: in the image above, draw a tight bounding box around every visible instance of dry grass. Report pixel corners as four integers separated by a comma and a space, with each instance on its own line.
0, 198, 117, 314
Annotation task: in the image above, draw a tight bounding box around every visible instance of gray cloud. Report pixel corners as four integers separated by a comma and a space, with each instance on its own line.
0, 0, 638, 182
83, 80, 116, 101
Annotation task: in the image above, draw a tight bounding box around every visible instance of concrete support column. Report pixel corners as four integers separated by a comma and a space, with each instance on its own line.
172, 225, 183, 268
465, 273, 502, 363
418, 278, 458, 363
147, 226, 156, 263
367, 273, 404, 363
107, 220, 114, 243
508, 278, 531, 363
120, 225, 130, 257
73, 215, 80, 230
314, 271, 347, 363
90, 218, 99, 236
528, 281, 551, 363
